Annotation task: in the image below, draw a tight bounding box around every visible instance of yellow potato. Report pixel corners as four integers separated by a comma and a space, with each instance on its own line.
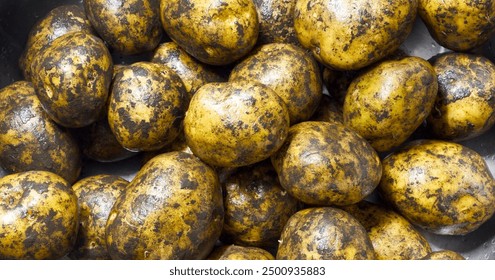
208, 245, 274, 260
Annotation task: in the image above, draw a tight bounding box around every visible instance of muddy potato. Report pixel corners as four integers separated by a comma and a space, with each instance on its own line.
84, 0, 162, 55
160, 0, 259, 65
230, 43, 322, 124
254, 0, 299, 45
294, 0, 418, 70
344, 57, 438, 152
108, 62, 188, 152
105, 152, 223, 259
277, 207, 375, 260
0, 171, 78, 259
0, 81, 81, 183
271, 121, 381, 206
342, 201, 432, 260
379, 140, 495, 235
208, 245, 274, 260
221, 160, 300, 248
428, 53, 495, 141
419, 0, 495, 51
70, 175, 128, 260
421, 250, 465, 260
311, 94, 343, 123
184, 80, 290, 168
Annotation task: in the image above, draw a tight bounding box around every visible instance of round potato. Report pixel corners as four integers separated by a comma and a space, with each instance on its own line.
419, 0, 495, 51
208, 245, 274, 260
160, 0, 259, 65
379, 140, 495, 235
31, 31, 113, 128
428, 53, 495, 141
421, 250, 465, 260
342, 201, 432, 260
344, 56, 438, 152
108, 62, 188, 152
277, 207, 375, 260
0, 81, 81, 183
271, 121, 381, 206
311, 94, 343, 123
230, 43, 322, 124
105, 152, 224, 259
0, 171, 78, 259
184, 80, 290, 167
294, 0, 418, 70
254, 0, 299, 45
84, 0, 162, 55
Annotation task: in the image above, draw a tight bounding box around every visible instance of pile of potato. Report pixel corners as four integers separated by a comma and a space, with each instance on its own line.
2, 0, 495, 260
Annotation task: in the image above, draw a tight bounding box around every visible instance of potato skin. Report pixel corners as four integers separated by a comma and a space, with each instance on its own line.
160, 0, 259, 65
84, 0, 162, 55
208, 245, 274, 260
105, 152, 224, 259
230, 43, 322, 124
428, 53, 495, 141
277, 207, 375, 260
108, 62, 188, 152
184, 81, 290, 167
342, 201, 432, 260
421, 250, 465, 260
32, 31, 113, 128
419, 0, 495, 51
379, 140, 495, 235
294, 0, 418, 70
254, 0, 299, 45
344, 57, 438, 152
0, 171, 78, 259
271, 121, 381, 206
0, 81, 81, 183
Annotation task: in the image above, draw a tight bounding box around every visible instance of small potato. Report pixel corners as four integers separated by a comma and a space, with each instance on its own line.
160, 0, 259, 65
311, 94, 343, 123
277, 207, 375, 260
428, 53, 495, 141
230, 43, 322, 124
379, 140, 495, 235
254, 0, 299, 45
208, 245, 274, 260
344, 56, 438, 152
271, 121, 381, 206
342, 201, 432, 260
421, 250, 465, 260
0, 171, 78, 259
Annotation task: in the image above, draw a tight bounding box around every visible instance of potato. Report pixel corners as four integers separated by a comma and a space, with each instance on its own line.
221, 160, 300, 248
208, 245, 274, 260
344, 56, 438, 152
418, 0, 495, 51
428, 53, 495, 141
294, 0, 418, 70
230, 43, 322, 124
70, 175, 128, 260
105, 152, 224, 259
421, 250, 465, 260
379, 140, 495, 235
108, 62, 188, 152
342, 201, 432, 260
271, 121, 381, 206
84, 0, 162, 55
184, 80, 290, 167
254, 0, 299, 45
0, 171, 78, 259
31, 31, 113, 128
160, 0, 259, 65
277, 207, 375, 260
311, 94, 343, 124
0, 81, 81, 183
19, 5, 93, 82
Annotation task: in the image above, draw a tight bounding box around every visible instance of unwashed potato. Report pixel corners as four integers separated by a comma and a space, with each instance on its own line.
184, 80, 290, 167
419, 0, 495, 51
428, 53, 495, 141
294, 0, 418, 70
421, 250, 465, 260
0, 81, 81, 183
344, 56, 438, 152
230, 43, 322, 124
31, 31, 113, 128
208, 245, 274, 260
277, 207, 375, 260
160, 0, 259, 65
342, 201, 432, 260
0, 171, 78, 259
84, 0, 162, 55
254, 0, 299, 45
105, 152, 224, 259
379, 140, 495, 235
271, 121, 381, 206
